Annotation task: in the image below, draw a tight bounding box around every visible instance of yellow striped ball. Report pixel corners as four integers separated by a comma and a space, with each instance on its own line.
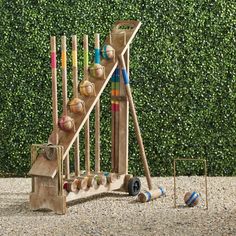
68, 98, 84, 114
80, 80, 95, 96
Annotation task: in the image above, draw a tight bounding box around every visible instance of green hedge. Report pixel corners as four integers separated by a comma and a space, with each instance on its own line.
0, 0, 235, 176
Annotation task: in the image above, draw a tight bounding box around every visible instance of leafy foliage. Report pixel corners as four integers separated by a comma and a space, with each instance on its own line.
0, 0, 235, 176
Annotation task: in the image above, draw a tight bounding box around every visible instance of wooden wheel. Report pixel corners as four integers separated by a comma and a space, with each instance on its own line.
128, 177, 141, 196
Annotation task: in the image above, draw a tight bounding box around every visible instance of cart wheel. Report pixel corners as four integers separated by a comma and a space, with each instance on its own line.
128, 177, 141, 196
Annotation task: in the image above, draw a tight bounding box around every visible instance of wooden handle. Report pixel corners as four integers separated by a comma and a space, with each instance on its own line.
119, 55, 153, 190
138, 188, 166, 203
61, 35, 67, 115
95, 33, 99, 49
94, 33, 100, 64
113, 20, 139, 30
50, 36, 58, 145
83, 35, 89, 81
72, 35, 78, 98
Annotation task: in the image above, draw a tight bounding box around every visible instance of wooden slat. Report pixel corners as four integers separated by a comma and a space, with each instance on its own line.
28, 154, 58, 178
66, 174, 127, 202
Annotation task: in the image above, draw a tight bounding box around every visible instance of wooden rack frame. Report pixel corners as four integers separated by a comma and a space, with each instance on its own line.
29, 20, 142, 214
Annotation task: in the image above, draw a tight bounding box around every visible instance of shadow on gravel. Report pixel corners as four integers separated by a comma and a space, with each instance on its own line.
68, 192, 131, 206
0, 193, 57, 217
0, 191, 133, 216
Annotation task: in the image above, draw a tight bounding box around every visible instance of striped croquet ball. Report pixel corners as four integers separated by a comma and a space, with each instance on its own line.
68, 98, 84, 114
90, 63, 104, 78
58, 115, 74, 132
80, 80, 95, 96
184, 191, 200, 207
102, 45, 114, 60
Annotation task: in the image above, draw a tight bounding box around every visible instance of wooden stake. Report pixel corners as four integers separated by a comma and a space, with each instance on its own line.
119, 55, 153, 190
50, 36, 58, 145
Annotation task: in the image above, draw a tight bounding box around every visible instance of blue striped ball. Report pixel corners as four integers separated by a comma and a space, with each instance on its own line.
184, 191, 200, 207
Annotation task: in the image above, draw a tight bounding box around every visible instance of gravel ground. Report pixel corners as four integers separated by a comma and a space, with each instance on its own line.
0, 176, 235, 236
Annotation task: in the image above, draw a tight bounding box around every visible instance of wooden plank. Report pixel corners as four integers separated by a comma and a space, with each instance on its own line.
30, 174, 66, 214
66, 174, 127, 202
28, 154, 58, 178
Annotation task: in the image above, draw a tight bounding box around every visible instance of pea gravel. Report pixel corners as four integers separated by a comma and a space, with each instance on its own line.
0, 176, 235, 236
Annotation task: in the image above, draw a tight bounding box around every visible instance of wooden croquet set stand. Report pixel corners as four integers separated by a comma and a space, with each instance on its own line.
28, 20, 155, 214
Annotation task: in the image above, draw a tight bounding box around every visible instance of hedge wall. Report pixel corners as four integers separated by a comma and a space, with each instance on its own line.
0, 0, 235, 176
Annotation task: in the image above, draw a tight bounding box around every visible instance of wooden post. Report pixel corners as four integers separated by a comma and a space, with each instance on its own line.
204, 160, 208, 209
173, 159, 177, 208
119, 55, 153, 190
72, 35, 80, 177
84, 35, 89, 81
84, 35, 90, 176
95, 33, 101, 173
50, 36, 58, 145
61, 36, 70, 179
